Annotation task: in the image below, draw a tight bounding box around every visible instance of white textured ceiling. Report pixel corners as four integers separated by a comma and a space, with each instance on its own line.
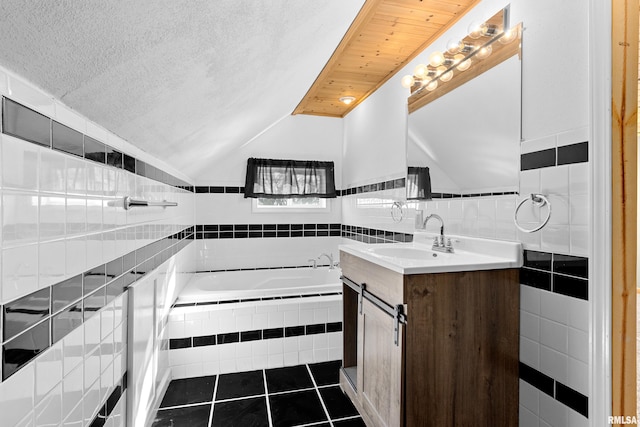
0, 0, 364, 179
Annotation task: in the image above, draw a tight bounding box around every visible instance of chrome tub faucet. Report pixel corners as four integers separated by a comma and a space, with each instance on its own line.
318, 253, 335, 269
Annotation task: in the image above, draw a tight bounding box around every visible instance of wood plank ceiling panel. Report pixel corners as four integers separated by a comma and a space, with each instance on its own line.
292, 0, 480, 117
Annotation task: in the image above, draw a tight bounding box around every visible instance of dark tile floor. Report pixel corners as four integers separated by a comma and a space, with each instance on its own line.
152, 360, 366, 427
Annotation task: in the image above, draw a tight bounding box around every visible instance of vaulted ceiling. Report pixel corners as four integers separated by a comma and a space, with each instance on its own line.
0, 1, 478, 178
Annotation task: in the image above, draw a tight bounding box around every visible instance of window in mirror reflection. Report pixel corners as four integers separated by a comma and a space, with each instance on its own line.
407, 166, 432, 200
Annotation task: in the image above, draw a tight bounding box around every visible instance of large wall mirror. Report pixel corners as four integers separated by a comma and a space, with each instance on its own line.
405, 9, 522, 198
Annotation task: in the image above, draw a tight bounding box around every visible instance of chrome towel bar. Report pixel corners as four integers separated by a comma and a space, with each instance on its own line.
123, 196, 178, 210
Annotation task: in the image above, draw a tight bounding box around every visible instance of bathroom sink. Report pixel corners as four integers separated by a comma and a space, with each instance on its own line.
365, 246, 437, 260
339, 233, 522, 275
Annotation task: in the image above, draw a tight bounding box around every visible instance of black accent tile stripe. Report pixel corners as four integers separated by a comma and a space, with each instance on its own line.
2, 320, 50, 380
84, 136, 106, 163
553, 254, 588, 279
341, 224, 413, 244
2, 98, 51, 147
520, 268, 552, 291
241, 330, 262, 342
326, 322, 342, 333
3, 288, 50, 342
195, 224, 343, 240
1, 97, 194, 191
520, 362, 588, 418
306, 324, 326, 335
51, 274, 83, 314
553, 275, 588, 300
170, 322, 343, 350
519, 362, 554, 397
263, 328, 284, 339
52, 121, 84, 157
555, 382, 589, 418
521, 142, 589, 171
521, 148, 556, 171
285, 326, 305, 337
521, 250, 589, 301
523, 250, 552, 271
557, 142, 588, 166
193, 335, 217, 347
169, 337, 192, 349
217, 332, 240, 344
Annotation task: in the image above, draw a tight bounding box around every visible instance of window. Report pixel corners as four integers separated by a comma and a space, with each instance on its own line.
406, 166, 432, 200
256, 197, 327, 209
244, 158, 337, 199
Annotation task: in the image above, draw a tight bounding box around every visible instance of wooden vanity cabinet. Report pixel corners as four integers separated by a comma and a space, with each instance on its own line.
339, 251, 519, 427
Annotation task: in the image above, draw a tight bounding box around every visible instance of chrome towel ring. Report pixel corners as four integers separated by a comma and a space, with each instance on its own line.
514, 193, 551, 233
391, 201, 405, 222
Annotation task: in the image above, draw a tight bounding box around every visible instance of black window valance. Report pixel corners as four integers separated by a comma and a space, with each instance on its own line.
406, 166, 432, 200
244, 158, 337, 199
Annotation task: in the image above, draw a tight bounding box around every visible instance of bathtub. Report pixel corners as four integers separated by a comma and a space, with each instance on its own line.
178, 267, 342, 303
168, 267, 344, 377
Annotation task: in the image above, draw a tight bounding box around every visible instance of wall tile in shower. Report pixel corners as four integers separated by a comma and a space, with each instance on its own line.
0, 361, 34, 426
1, 243, 39, 303
51, 274, 83, 314
66, 156, 87, 196
39, 195, 66, 240
66, 236, 87, 279
52, 121, 83, 158
38, 240, 66, 289
2, 98, 51, 148
2, 192, 39, 246
3, 287, 49, 340
83, 136, 106, 165
52, 303, 83, 344
2, 319, 50, 380
105, 146, 123, 169
39, 149, 66, 194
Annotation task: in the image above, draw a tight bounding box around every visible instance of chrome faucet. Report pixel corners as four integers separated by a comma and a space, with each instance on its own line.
318, 253, 335, 269
307, 258, 318, 269
423, 214, 454, 253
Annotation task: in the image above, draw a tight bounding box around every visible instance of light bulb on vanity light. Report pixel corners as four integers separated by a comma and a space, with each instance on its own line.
425, 79, 438, 91
414, 63, 429, 79
437, 66, 453, 82
467, 20, 486, 39
446, 39, 463, 55
475, 44, 492, 59
428, 51, 445, 67
454, 54, 472, 71
401, 75, 415, 89
499, 28, 518, 44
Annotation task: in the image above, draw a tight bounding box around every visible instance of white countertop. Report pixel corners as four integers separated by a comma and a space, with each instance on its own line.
339, 233, 523, 275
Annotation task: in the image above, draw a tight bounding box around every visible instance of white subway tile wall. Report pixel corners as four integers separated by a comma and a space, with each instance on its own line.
0, 67, 196, 426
